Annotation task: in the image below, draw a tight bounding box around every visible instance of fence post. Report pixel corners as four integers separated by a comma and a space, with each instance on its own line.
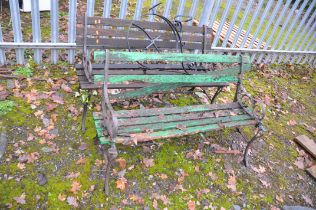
212, 0, 233, 48
51, 0, 59, 64
134, 0, 144, 20
176, 0, 186, 17
187, 0, 199, 26
68, 0, 77, 64
222, 0, 243, 47
198, 0, 213, 26
163, 0, 172, 19
208, 0, 220, 29
119, 0, 128, 19
103, 0, 112, 18
271, 0, 309, 63
87, 0, 95, 16
294, 23, 316, 64
257, 0, 291, 63
31, 0, 42, 64
9, 0, 24, 64
281, 2, 316, 63
0, 23, 6, 65
251, 0, 282, 62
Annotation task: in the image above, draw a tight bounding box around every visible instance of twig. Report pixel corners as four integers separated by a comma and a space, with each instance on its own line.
213, 150, 241, 155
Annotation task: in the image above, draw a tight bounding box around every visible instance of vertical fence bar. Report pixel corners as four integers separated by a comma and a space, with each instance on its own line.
0, 23, 6, 64
294, 24, 316, 63
187, 0, 199, 25
9, 0, 24, 64
199, 0, 214, 26
103, 0, 112, 18
251, 0, 282, 62
300, 33, 316, 64
68, 0, 77, 64
208, 0, 220, 29
176, 0, 186, 17
119, 0, 128, 19
231, 0, 254, 48
264, 0, 301, 63
257, 0, 292, 63
133, 0, 144, 20
270, 0, 309, 63
239, 0, 264, 48
31, 0, 41, 64
87, 0, 95, 16
281, 2, 316, 63
149, 0, 158, 21
247, 0, 273, 50
163, 0, 172, 19
222, 0, 243, 47
51, 0, 59, 64
212, 0, 233, 47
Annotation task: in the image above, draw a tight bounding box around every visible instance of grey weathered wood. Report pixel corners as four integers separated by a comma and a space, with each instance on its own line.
295, 135, 316, 158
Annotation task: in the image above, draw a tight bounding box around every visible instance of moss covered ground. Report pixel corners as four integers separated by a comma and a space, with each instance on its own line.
0, 62, 315, 209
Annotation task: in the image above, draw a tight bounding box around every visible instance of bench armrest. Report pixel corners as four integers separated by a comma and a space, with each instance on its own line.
237, 85, 266, 128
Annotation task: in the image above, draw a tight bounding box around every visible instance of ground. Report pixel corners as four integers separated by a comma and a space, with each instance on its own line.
0, 62, 315, 209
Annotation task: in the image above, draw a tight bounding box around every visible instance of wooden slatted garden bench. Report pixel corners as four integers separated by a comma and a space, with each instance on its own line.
94, 51, 266, 193
75, 14, 221, 132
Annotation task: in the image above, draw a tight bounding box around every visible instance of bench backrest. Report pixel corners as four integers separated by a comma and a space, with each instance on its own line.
94, 52, 251, 86
76, 16, 213, 52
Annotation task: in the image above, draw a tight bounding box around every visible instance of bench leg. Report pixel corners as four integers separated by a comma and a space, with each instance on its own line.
237, 127, 263, 167
81, 93, 92, 133
210, 87, 223, 104
103, 143, 118, 196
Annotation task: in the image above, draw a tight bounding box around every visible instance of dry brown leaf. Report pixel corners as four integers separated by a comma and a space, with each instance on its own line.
152, 199, 158, 209
58, 194, 66, 201
61, 84, 72, 93
116, 158, 127, 169
142, 158, 154, 168
14, 193, 26, 204
66, 172, 80, 179
227, 175, 236, 192
76, 156, 86, 165
158, 173, 168, 180
276, 195, 284, 203
129, 194, 144, 204
187, 200, 196, 210
116, 177, 127, 191
70, 181, 82, 194
17, 163, 26, 170
251, 165, 266, 173
95, 159, 104, 167
287, 119, 297, 126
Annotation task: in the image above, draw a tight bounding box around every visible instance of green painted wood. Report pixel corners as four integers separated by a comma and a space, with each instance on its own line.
96, 51, 251, 63
112, 83, 186, 99
118, 114, 252, 133
93, 102, 242, 119
117, 109, 245, 126
93, 115, 110, 144
96, 119, 256, 144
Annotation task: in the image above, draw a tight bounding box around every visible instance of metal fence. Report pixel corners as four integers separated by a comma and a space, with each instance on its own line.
0, 0, 315, 66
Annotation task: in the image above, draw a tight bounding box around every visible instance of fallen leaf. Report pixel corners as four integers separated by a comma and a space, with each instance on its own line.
14, 193, 26, 204
116, 177, 127, 191
17, 163, 26, 170
76, 156, 86, 165
129, 194, 144, 204
227, 175, 236, 192
66, 172, 80, 179
68, 105, 79, 116
153, 199, 158, 209
70, 181, 82, 194
58, 194, 66, 201
287, 119, 297, 126
187, 200, 196, 210
67, 196, 79, 207
276, 195, 284, 203
46, 103, 58, 112
251, 165, 266, 173
95, 159, 104, 167
61, 84, 72, 93
51, 94, 64, 104
158, 173, 168, 180
142, 158, 154, 168
116, 158, 127, 169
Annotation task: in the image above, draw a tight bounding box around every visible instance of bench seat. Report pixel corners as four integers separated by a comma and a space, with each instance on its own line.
93, 102, 256, 145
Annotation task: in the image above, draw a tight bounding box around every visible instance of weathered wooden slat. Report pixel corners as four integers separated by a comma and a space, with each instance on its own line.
109, 52, 249, 63
95, 74, 238, 84
112, 83, 187, 99
94, 118, 257, 144
117, 109, 245, 127
295, 135, 316, 158
76, 37, 207, 50
94, 102, 241, 118
79, 81, 230, 90
76, 27, 208, 43
77, 16, 204, 33
118, 114, 252, 134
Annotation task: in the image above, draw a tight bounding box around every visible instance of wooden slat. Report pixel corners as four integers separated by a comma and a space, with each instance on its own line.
109, 52, 248, 63
77, 16, 204, 33
295, 135, 316, 158
94, 102, 241, 118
